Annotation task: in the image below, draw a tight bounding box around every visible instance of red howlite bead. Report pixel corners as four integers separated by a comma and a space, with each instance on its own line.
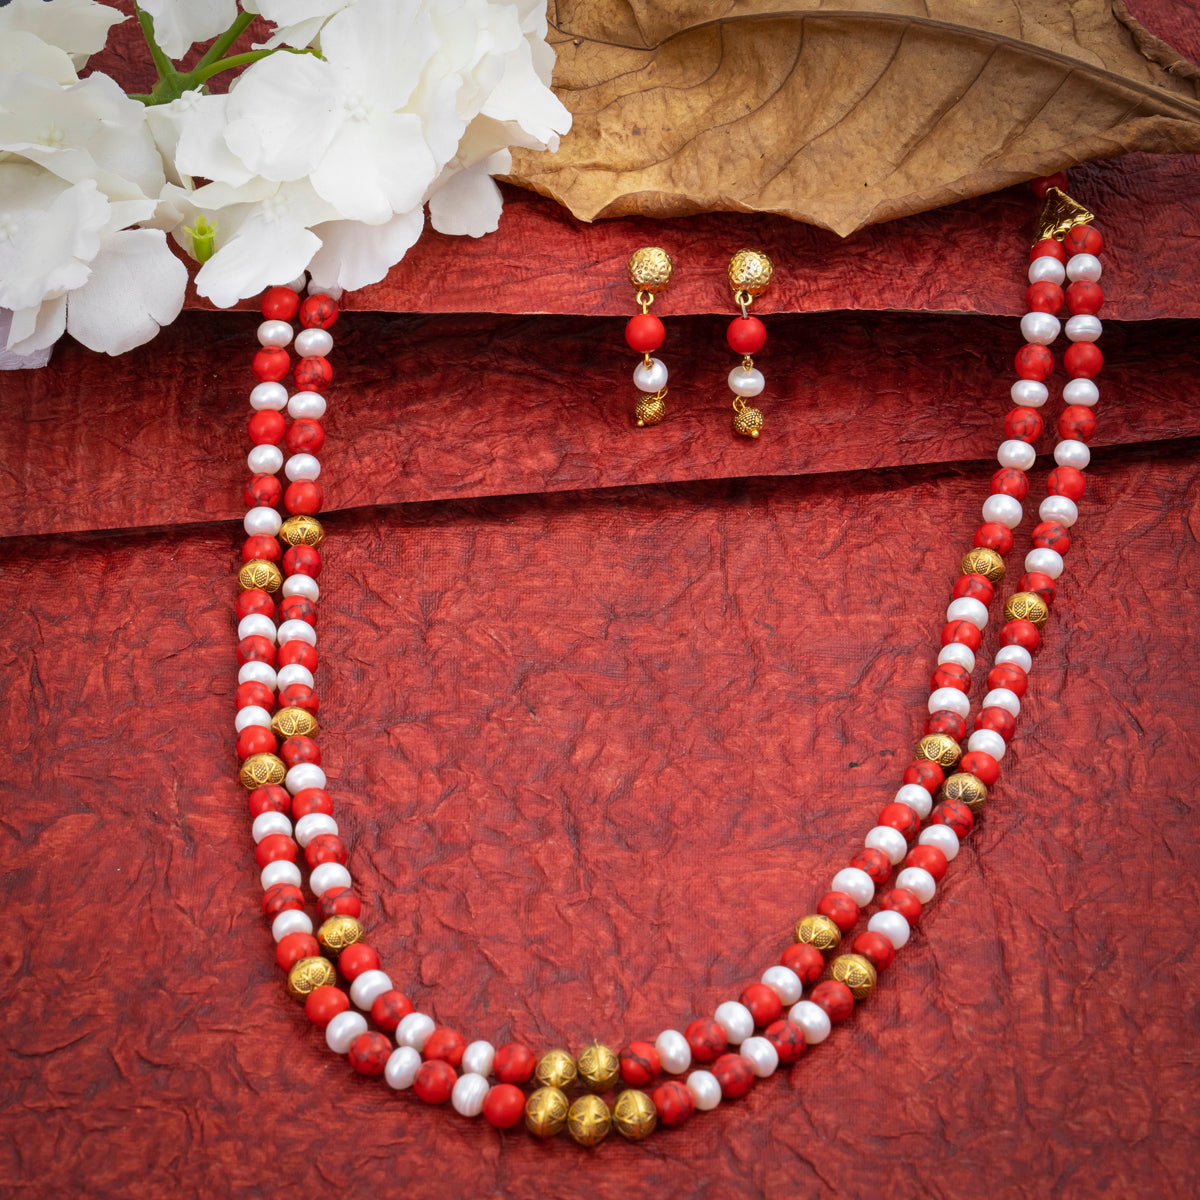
625, 313, 665, 353
810, 980, 855, 1023
304, 985, 349, 1027
237, 726, 277, 760
1058, 405, 1097, 443
764, 1019, 806, 1064
740, 983, 784, 1027
904, 760, 944, 794
987, 663, 1028, 698
299, 294, 338, 329
879, 887, 922, 926
248, 409, 286, 446
305, 833, 346, 869
370, 990, 414, 1032
931, 799, 974, 838
1019, 571, 1057, 605
974, 521, 1015, 555
817, 891, 860, 933
727, 315, 767, 355
906, 844, 948, 882
924, 710, 967, 741
494, 1043, 537, 1084
712, 1054, 755, 1099
952, 574, 994, 605
276, 931, 320, 972
278, 640, 318, 672
1063, 224, 1103, 257
252, 346, 290, 382
318, 886, 361, 919
286, 417, 325, 455
1064, 341, 1102, 378
254, 832, 296, 868
1030, 172, 1068, 199
262, 883, 305, 918
941, 619, 982, 652
878, 802, 920, 842
653, 1080, 696, 1126
685, 1018, 728, 1063
1015, 343, 1053, 381
242, 535, 281, 564
280, 682, 319, 714
959, 750, 1000, 788
781, 942, 825, 984
237, 588, 275, 620
990, 467, 1029, 501
236, 680, 275, 712
1004, 406, 1044, 443
851, 930, 896, 973
931, 662, 971, 694
282, 544, 321, 579
279, 595, 317, 627
284, 479, 323, 515
294, 355, 332, 391
975, 706, 1017, 743
349, 1031, 392, 1076
1047, 465, 1086, 501
1001, 619, 1041, 652
262, 285, 301, 321
1066, 280, 1103, 315
245, 473, 283, 507
280, 735, 321, 769
848, 846, 891, 885
423, 1027, 466, 1068
337, 943, 380, 981
1029, 237, 1066, 262
292, 787, 333, 818
414, 1060, 456, 1104
1032, 520, 1071, 556
483, 1083, 526, 1129
619, 1041, 661, 1086
1025, 281, 1064, 313
248, 783, 289, 817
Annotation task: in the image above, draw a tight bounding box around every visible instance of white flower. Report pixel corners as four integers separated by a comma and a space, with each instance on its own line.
137, 0, 239, 62
0, 0, 125, 70
0, 31, 79, 86
244, 0, 356, 49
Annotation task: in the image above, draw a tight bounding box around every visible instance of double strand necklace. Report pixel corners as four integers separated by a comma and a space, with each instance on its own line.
230, 175, 1105, 1145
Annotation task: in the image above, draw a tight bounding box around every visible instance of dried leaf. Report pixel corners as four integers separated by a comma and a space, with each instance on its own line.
507, 1, 1200, 235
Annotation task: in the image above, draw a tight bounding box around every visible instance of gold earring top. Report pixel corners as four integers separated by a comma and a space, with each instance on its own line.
627, 247, 673, 293
728, 249, 774, 298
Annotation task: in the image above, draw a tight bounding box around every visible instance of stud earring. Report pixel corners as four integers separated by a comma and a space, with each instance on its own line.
726, 249, 774, 437
624, 247, 673, 427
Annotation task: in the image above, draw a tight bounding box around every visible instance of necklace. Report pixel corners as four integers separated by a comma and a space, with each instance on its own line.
230, 174, 1104, 1144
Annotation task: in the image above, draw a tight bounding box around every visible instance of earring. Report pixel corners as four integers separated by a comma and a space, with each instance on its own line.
726, 249, 774, 437
625, 247, 673, 427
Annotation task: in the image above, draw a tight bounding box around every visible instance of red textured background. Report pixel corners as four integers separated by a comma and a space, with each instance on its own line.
4, 8, 1200, 1200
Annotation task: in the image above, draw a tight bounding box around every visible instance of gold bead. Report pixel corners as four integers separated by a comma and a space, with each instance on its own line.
279, 515, 325, 547
914, 733, 962, 771
567, 1094, 612, 1146
634, 394, 667, 427
317, 915, 365, 956
524, 1087, 570, 1138
960, 547, 1005, 584
940, 771, 989, 813
238, 559, 283, 592
793, 913, 842, 954
627, 246, 673, 293
286, 955, 336, 1000
728, 248, 774, 297
732, 405, 764, 437
1003, 590, 1050, 629
831, 953, 878, 1000
612, 1089, 657, 1141
576, 1042, 620, 1091
535, 1048, 577, 1090
271, 706, 319, 739
239, 752, 287, 789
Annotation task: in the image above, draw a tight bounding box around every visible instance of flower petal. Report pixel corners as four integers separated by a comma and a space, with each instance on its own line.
0, 0, 125, 70
428, 167, 503, 238
5, 295, 66, 357
308, 207, 425, 291
138, 0, 239, 62
194, 214, 322, 308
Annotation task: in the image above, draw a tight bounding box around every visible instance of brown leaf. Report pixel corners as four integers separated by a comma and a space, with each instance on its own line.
506, 1, 1200, 236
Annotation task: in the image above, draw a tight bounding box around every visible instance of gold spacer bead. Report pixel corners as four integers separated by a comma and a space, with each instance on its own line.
830, 953, 878, 1000
238, 559, 283, 593
728, 248, 775, 296
286, 955, 336, 999
524, 1087, 570, 1138
576, 1042, 620, 1091
612, 1089, 657, 1141
732, 406, 764, 437
960, 547, 1005, 584
634, 394, 667, 427
271, 706, 319, 739
534, 1048, 577, 1091
939, 772, 989, 813
1003, 590, 1050, 629
793, 913, 842, 954
316, 915, 364, 956
239, 752, 287, 790
627, 246, 673, 293
279, 514, 325, 547
914, 733, 962, 771
567, 1094, 612, 1146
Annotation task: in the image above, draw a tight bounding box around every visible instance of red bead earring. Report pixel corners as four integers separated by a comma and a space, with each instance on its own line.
624, 248, 673, 427
726, 250, 774, 437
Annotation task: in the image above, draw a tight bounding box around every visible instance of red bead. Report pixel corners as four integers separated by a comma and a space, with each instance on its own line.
878, 802, 920, 842
304, 833, 346, 868
817, 891, 860, 932
990, 467, 1029, 501
284, 479, 323, 515
286, 417, 326, 455
370, 990, 414, 1032
1058, 405, 1096, 444
237, 726, 277, 760
726, 315, 767, 355
282, 544, 321, 578
987, 663, 1028, 698
299, 294, 339, 329
278, 640, 318, 672
959, 750, 1000, 788
493, 1043, 536, 1084
905, 844, 948, 882
413, 1060, 456, 1104
252, 346, 290, 382
304, 985, 349, 1028
236, 680, 275, 712
1001, 618, 1041, 652
903, 760, 944, 794
1015, 343, 1053, 381
711, 1053, 754, 1099
254, 832, 296, 868
740, 982, 784, 1027
810, 980, 854, 1023
1064, 341, 1102, 378
292, 787, 333, 819
851, 930, 895, 973
763, 1019, 806, 1064
1029, 237, 1066, 262
952, 574, 994, 606
1019, 570, 1057, 605
1063, 224, 1102, 257
262, 882, 305, 918
276, 931, 319, 971
879, 887, 922, 926
318, 885, 361, 919
684, 1018, 728, 1063
280, 682, 319, 713
1004, 406, 1044, 443
262, 285, 300, 321
930, 661, 970, 694
248, 783, 289, 817
1024, 281, 1064, 313
1030, 172, 1068, 199
294, 355, 332, 391
279, 595, 317, 628
1032, 520, 1071, 556
975, 705, 1017, 742
1066, 280, 1103, 315
848, 846, 891, 885
940, 619, 982, 652
280, 734, 320, 769
423, 1027, 466, 1068
237, 588, 275, 620
931, 799, 974, 838
241, 535, 281, 566
974, 521, 1014, 555
244, 473, 283, 507
652, 1080, 695, 1126
337, 943, 380, 981
624, 313, 665, 353
1047, 465, 1086, 501
483, 1083, 526, 1129
248, 409, 286, 446
781, 942, 825, 984
924, 710, 967, 741
349, 1031, 392, 1075
619, 1041, 661, 1086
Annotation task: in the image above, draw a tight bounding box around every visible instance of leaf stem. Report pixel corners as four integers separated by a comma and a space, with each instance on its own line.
194, 11, 256, 73
133, 3, 177, 83
192, 46, 318, 87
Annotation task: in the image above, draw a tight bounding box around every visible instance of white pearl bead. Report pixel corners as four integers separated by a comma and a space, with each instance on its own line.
308, 279, 342, 299
1020, 311, 1060, 345
288, 391, 326, 419
655, 1029, 691, 1074
286, 273, 308, 292
928, 688, 969, 719
982, 687, 1021, 717
1025, 547, 1064, 579
281, 574, 320, 601
868, 909, 910, 950
714, 1001, 755, 1045
295, 327, 334, 358
995, 644, 1033, 673
1054, 439, 1091, 470
276, 663, 315, 690
1066, 315, 1102, 342
251, 810, 291, 843
285, 453, 321, 481
894, 783, 933, 819
239, 661, 277, 689
285, 763, 326, 794
788, 1000, 831, 1044
1063, 378, 1099, 407
235, 705, 273, 733
451, 1073, 490, 1118
294, 812, 337, 847
967, 727, 1007, 761
760, 965, 803, 1005
1040, 495, 1079, 527
461, 1040, 495, 1077
325, 1010, 368, 1054
831, 866, 874, 907
349, 969, 393, 1010
946, 596, 988, 630
686, 1070, 722, 1111
740, 1036, 779, 1077
982, 493, 1022, 529
271, 908, 312, 941
997, 439, 1036, 470
919, 823, 960, 861
937, 642, 975, 672
250, 381, 289, 411
247, 445, 284, 475
244, 506, 282, 537
728, 365, 765, 397
385, 1046, 422, 1089
237, 614, 276, 643
865, 824, 909, 865
277, 619, 316, 647
261, 859, 301, 889
1028, 255, 1066, 285
257, 319, 293, 348
396, 1012, 436, 1050
309, 861, 352, 896
1010, 379, 1048, 408
633, 357, 668, 393
895, 865, 936, 904
1066, 253, 1101, 282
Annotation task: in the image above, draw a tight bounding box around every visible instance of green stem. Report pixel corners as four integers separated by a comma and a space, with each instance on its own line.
194, 11, 256, 73
192, 46, 316, 87
133, 3, 177, 83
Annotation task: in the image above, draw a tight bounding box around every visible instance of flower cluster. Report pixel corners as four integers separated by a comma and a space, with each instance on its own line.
0, 0, 570, 356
